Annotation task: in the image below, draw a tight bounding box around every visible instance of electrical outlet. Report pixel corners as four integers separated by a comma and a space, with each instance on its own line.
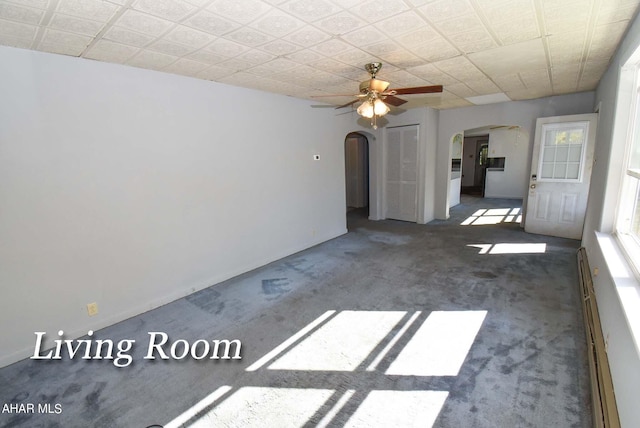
87, 302, 98, 316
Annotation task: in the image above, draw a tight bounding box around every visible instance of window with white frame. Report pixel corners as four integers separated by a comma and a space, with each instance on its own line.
616, 66, 640, 271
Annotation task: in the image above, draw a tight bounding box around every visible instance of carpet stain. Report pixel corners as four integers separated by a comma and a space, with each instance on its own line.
186, 288, 225, 315
262, 278, 292, 297
62, 383, 81, 398
473, 271, 498, 279
85, 382, 106, 411
11, 392, 29, 402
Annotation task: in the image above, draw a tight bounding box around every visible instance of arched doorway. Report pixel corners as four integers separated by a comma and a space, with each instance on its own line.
345, 132, 369, 228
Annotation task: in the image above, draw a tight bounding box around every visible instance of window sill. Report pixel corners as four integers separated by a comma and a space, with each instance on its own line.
595, 232, 640, 355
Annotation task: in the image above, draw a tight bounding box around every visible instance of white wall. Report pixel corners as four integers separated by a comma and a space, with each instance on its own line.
484, 128, 529, 199
436, 92, 596, 219
582, 8, 640, 427
0, 46, 348, 367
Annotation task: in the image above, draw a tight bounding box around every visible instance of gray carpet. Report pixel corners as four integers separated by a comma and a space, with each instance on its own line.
0, 196, 591, 427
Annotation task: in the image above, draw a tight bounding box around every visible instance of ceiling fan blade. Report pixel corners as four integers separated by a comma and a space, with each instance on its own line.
336, 99, 359, 109
392, 85, 443, 95
384, 95, 407, 107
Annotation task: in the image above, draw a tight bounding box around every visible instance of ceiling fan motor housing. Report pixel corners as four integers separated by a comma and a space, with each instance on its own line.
360, 78, 390, 95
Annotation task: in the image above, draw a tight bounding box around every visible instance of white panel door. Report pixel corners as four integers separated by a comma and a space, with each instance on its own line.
524, 113, 598, 239
386, 125, 418, 222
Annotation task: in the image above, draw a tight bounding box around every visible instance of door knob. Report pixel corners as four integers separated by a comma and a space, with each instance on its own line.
530, 184, 536, 189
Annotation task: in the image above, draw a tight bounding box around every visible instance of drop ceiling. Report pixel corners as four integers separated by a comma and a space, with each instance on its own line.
0, 0, 638, 109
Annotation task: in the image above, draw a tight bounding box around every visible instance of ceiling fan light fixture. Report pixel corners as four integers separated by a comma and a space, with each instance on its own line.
373, 98, 390, 116
357, 100, 374, 118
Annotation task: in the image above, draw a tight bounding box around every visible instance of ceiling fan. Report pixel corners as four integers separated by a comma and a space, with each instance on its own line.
312, 62, 443, 129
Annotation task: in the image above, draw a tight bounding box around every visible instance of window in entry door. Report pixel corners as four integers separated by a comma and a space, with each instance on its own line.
538, 122, 588, 182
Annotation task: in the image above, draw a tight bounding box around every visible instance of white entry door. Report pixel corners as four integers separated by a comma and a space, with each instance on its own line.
386, 125, 418, 222
524, 113, 598, 239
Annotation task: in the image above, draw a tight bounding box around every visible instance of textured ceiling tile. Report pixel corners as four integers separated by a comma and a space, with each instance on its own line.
184, 10, 241, 36
350, 0, 409, 24
217, 57, 253, 71
3, 0, 49, 9
551, 64, 579, 83
260, 39, 301, 55
0, 2, 45, 25
374, 11, 427, 37
492, 17, 539, 45
197, 64, 235, 80
56, 0, 119, 22
203, 37, 251, 56
208, 0, 271, 24
474, 0, 513, 8
468, 38, 547, 77
362, 40, 402, 56
310, 60, 364, 79
419, 0, 473, 23
592, 21, 628, 46
41, 28, 92, 48
317, 11, 366, 35
133, 0, 195, 22
0, 33, 33, 48
582, 59, 609, 76
547, 31, 585, 65
448, 29, 497, 54
104, 26, 155, 47
543, 5, 590, 35
309, 70, 350, 87
446, 82, 477, 97
163, 57, 210, 75
283, 27, 331, 46
49, 14, 104, 37
85, 39, 139, 62
285, 49, 324, 64
433, 13, 486, 36
341, 25, 386, 47
410, 37, 459, 62
493, 74, 526, 91
0, 18, 38, 39
329, 0, 368, 8
38, 42, 85, 56
330, 48, 375, 66
405, 0, 433, 6
282, 0, 338, 21
246, 57, 299, 75
237, 48, 275, 63
407, 63, 461, 84
224, 27, 274, 47
149, 39, 194, 56
519, 68, 551, 90
165, 25, 215, 48
250, 9, 304, 37
271, 66, 316, 84
129, 49, 178, 69
311, 38, 351, 55
394, 26, 439, 47
116, 10, 174, 37
433, 56, 486, 80
385, 69, 431, 86
465, 78, 500, 94
597, 4, 636, 25
506, 88, 552, 101
480, 0, 535, 24
379, 49, 423, 68
187, 50, 229, 64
